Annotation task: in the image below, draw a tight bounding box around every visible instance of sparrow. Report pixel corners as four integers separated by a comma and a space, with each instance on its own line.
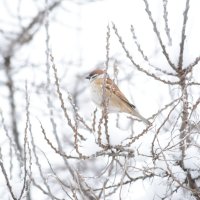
86, 69, 150, 125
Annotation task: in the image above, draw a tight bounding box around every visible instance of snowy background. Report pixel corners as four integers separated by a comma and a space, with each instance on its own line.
0, 0, 200, 199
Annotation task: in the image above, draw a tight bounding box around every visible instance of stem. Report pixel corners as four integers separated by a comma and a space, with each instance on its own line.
4, 56, 22, 153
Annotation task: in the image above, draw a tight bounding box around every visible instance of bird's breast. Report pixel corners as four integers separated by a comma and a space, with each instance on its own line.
89, 81, 121, 112
90, 82, 103, 107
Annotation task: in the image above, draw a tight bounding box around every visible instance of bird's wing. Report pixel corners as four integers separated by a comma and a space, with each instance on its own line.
104, 78, 136, 109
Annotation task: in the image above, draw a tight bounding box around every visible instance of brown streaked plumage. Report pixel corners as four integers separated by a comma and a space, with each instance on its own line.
86, 69, 150, 125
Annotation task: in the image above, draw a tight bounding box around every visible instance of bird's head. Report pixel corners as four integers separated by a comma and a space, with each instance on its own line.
86, 69, 108, 81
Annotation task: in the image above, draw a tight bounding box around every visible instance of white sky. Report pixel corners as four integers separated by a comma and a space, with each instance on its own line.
0, 0, 200, 199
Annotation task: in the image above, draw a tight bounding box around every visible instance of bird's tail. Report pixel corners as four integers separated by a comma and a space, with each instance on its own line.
131, 110, 151, 125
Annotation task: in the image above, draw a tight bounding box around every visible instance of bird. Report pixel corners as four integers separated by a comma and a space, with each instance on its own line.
86, 69, 150, 125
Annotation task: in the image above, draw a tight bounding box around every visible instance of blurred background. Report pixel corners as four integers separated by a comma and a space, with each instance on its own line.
0, 0, 200, 199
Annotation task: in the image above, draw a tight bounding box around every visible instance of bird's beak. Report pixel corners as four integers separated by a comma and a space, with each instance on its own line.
85, 75, 90, 79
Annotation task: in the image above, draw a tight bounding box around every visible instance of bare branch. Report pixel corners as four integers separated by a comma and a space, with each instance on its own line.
162, 0, 172, 45
112, 23, 179, 85
130, 25, 175, 77
143, 0, 177, 71
178, 0, 190, 69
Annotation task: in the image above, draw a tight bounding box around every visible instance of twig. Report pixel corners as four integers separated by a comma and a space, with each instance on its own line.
0, 153, 17, 200
143, 0, 177, 71
162, 0, 172, 45
131, 24, 175, 76
178, 0, 190, 69
112, 22, 179, 84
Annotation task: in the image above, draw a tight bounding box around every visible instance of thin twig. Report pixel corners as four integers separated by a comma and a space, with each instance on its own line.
112, 22, 179, 84
178, 0, 190, 69
143, 0, 177, 71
